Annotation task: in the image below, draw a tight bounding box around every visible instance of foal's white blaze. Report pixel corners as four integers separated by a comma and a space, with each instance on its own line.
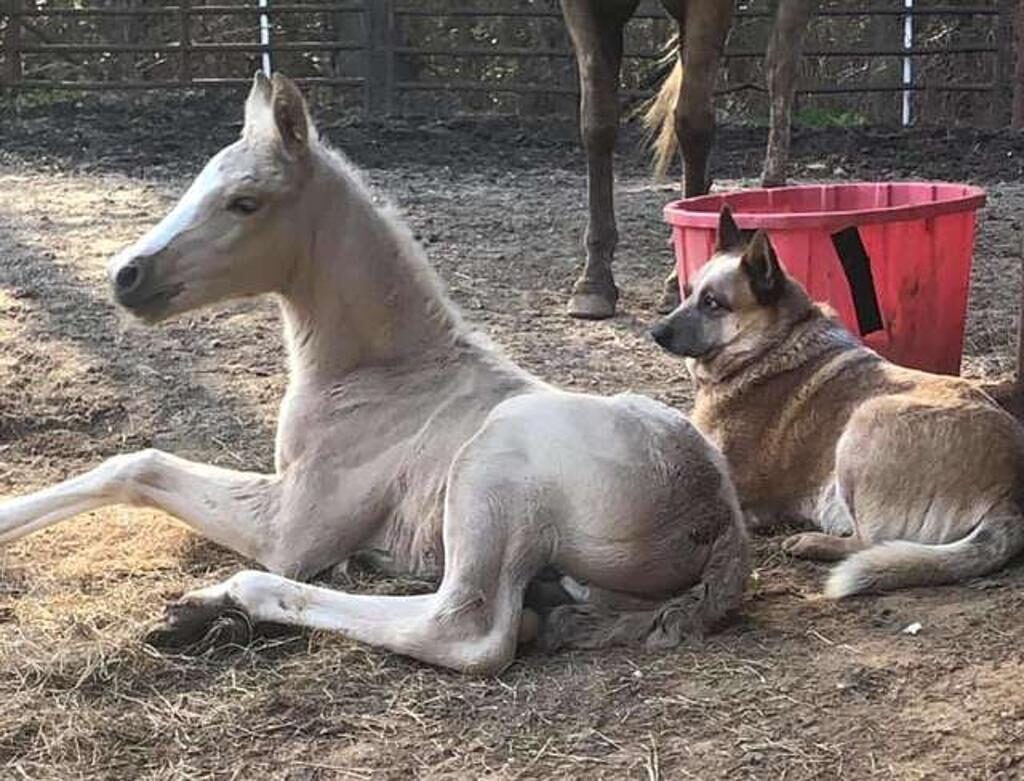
107, 148, 229, 281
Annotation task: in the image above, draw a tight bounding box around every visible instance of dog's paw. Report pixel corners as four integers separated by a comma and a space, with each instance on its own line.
782, 532, 849, 562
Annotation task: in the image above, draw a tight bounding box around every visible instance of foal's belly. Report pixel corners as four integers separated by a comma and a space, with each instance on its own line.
360, 504, 447, 581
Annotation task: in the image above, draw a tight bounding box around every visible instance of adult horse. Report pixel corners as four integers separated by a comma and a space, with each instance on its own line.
0, 74, 749, 673
562, 0, 813, 319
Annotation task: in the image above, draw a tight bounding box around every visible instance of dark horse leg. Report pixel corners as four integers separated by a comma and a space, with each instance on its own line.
561, 0, 639, 320
762, 0, 814, 187
655, 0, 735, 314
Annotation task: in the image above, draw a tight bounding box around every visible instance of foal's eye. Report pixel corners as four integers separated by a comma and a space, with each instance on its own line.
227, 196, 261, 215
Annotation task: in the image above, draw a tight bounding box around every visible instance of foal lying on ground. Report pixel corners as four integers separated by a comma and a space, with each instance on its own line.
0, 74, 749, 673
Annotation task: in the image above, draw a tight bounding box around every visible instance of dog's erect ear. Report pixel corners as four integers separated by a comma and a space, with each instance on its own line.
715, 204, 743, 252
741, 230, 785, 305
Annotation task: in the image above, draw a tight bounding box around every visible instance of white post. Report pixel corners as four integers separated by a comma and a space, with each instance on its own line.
259, 0, 272, 76
902, 0, 913, 126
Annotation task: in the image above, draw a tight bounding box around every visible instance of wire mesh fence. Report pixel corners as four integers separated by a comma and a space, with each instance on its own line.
0, 0, 1018, 126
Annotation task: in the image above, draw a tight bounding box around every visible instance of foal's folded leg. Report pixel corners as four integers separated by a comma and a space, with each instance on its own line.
151, 439, 553, 673
152, 568, 530, 674
0, 449, 281, 566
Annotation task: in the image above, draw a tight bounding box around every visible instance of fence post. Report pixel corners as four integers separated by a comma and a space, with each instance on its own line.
995, 0, 1015, 126
1013, 0, 1024, 128
179, 0, 192, 86
3, 0, 23, 88
365, 0, 394, 115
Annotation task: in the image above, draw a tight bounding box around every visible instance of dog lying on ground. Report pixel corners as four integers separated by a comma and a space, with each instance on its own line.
652, 205, 1024, 597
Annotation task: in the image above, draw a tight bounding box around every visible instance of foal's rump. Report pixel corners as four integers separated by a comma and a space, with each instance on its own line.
462, 390, 749, 647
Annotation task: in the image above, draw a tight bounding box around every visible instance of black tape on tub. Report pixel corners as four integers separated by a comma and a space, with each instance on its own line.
831, 226, 884, 335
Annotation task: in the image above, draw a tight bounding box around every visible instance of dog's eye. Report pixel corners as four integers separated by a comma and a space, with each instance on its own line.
227, 196, 261, 215
700, 291, 722, 311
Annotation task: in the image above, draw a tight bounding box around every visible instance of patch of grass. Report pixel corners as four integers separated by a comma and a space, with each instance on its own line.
794, 107, 867, 128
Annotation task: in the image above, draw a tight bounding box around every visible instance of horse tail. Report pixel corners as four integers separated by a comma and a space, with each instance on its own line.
642, 41, 683, 179
541, 510, 750, 651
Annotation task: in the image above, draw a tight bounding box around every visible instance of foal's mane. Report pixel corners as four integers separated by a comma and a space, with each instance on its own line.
310, 139, 532, 381
315, 140, 472, 345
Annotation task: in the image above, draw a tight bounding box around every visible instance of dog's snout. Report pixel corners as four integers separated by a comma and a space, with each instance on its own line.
114, 261, 143, 294
650, 321, 674, 349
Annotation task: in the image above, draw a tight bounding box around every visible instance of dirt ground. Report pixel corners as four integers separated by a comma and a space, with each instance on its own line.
2, 94, 1024, 780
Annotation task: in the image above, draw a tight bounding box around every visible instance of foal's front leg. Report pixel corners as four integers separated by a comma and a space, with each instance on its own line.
0, 449, 281, 567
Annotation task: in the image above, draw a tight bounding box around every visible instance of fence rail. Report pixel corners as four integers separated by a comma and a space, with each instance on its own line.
1, 0, 1020, 126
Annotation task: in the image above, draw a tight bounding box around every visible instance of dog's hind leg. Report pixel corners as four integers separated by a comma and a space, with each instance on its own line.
782, 473, 862, 560
818, 398, 1024, 596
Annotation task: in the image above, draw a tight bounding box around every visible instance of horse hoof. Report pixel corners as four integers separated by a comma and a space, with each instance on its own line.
144, 596, 253, 652
656, 287, 681, 314
567, 293, 616, 320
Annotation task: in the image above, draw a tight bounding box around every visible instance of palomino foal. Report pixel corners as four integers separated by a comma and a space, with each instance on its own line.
0, 74, 748, 673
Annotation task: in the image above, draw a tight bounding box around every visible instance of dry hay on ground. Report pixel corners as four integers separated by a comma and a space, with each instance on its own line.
1, 108, 1023, 779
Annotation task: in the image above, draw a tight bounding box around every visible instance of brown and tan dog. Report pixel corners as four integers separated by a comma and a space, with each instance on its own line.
652, 205, 1024, 597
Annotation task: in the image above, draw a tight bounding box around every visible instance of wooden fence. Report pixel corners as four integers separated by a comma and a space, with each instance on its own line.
1, 1, 1021, 126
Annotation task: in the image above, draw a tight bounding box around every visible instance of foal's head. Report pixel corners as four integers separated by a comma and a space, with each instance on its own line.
109, 73, 318, 321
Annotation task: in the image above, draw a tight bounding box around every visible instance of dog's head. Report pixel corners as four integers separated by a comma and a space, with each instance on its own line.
651, 205, 813, 371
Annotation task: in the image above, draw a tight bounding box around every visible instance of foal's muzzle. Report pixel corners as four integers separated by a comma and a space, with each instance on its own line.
114, 260, 143, 296
109, 253, 182, 317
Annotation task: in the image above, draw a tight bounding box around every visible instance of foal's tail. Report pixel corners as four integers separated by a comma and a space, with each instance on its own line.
825, 510, 1024, 599
642, 44, 683, 179
541, 515, 750, 651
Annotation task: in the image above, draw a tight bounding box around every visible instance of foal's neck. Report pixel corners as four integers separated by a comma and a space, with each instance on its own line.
278, 147, 466, 384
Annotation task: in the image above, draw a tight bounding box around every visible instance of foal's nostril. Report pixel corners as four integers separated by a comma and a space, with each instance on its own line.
115, 263, 141, 292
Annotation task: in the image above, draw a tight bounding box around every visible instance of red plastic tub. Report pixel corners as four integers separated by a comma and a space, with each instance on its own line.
664, 182, 987, 375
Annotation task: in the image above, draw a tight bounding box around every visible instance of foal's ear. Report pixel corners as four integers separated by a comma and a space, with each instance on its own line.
740, 230, 786, 305
715, 204, 743, 252
270, 73, 315, 158
243, 71, 273, 139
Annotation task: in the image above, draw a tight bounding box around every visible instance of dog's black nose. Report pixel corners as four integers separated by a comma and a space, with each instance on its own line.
650, 322, 674, 349
115, 262, 142, 293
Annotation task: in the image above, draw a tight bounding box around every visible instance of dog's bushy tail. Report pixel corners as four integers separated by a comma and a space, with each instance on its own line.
641, 50, 683, 180
542, 513, 750, 651
825, 510, 1024, 598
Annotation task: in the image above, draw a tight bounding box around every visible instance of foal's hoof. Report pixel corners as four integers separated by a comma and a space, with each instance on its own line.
567, 292, 616, 320
656, 285, 681, 314
144, 596, 253, 653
